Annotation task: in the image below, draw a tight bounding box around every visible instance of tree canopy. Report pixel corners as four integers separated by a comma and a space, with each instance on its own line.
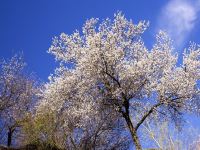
36, 12, 200, 149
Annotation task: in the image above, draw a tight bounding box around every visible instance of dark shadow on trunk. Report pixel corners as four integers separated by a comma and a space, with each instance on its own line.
7, 127, 15, 147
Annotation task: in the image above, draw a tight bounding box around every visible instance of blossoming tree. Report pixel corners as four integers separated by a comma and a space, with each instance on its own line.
0, 54, 37, 147
39, 12, 200, 149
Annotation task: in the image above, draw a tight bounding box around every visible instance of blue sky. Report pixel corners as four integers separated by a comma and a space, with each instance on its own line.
1, 0, 200, 80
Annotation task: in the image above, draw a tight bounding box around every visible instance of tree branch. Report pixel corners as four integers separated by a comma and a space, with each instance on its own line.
135, 102, 163, 131
135, 96, 188, 131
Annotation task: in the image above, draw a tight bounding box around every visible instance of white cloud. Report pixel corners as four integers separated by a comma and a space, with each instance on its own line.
157, 0, 199, 48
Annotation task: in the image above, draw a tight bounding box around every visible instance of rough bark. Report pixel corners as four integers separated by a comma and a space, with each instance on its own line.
123, 113, 142, 150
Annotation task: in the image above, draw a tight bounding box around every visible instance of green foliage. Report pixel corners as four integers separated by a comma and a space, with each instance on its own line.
21, 112, 61, 150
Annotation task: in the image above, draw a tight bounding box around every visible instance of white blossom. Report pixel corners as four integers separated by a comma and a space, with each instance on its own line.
38, 12, 200, 149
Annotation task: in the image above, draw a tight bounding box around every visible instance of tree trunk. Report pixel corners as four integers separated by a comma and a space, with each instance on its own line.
123, 113, 142, 150
7, 127, 14, 147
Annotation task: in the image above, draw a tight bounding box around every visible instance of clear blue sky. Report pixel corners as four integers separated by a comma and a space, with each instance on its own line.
1, 0, 200, 80
0, 0, 167, 80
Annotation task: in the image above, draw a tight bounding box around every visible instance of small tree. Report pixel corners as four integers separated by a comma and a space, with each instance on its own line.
0, 54, 36, 147
40, 12, 200, 149
21, 112, 61, 149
